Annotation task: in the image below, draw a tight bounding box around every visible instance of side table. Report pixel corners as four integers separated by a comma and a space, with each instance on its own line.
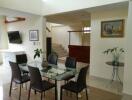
106, 61, 124, 84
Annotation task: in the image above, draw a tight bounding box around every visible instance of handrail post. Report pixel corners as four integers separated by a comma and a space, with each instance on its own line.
69, 31, 71, 45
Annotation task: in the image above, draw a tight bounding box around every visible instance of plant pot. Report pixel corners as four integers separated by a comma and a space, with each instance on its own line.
112, 61, 119, 66
41, 59, 48, 68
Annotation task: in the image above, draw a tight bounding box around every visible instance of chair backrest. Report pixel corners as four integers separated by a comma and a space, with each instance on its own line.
77, 65, 89, 88
16, 54, 27, 64
48, 53, 58, 65
9, 61, 22, 81
28, 66, 43, 88
65, 57, 76, 69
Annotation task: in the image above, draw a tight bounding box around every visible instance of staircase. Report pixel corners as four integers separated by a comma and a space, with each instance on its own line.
52, 43, 68, 60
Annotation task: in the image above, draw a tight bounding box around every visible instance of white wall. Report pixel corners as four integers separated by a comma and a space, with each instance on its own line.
90, 6, 128, 81
82, 34, 90, 46
51, 25, 82, 51
0, 7, 46, 62
6, 15, 46, 61
123, 0, 132, 95
0, 16, 8, 63
0, 16, 8, 49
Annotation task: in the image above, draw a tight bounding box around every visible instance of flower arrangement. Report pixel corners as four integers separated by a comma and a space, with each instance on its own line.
103, 47, 124, 65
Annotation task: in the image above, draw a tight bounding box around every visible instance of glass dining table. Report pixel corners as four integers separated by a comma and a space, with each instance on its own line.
19, 61, 76, 100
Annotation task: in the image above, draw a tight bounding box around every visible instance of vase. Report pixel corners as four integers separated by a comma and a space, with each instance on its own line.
41, 58, 48, 68
112, 55, 119, 66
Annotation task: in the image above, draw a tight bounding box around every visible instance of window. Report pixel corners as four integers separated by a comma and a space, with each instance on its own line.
83, 27, 91, 34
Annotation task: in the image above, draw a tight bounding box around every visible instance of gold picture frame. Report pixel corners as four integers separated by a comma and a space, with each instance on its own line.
101, 19, 124, 38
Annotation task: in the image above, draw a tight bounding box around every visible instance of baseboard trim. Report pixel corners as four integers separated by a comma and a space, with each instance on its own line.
122, 93, 132, 100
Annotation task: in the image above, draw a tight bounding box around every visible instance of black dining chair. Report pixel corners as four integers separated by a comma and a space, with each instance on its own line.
16, 54, 27, 64
9, 61, 30, 100
28, 66, 57, 100
16, 54, 29, 74
65, 56, 76, 69
48, 53, 58, 65
64, 56, 76, 81
60, 66, 89, 100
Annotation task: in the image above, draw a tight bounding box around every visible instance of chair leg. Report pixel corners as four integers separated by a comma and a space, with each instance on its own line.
19, 84, 22, 100
28, 85, 31, 100
85, 89, 88, 100
9, 78, 13, 96
64, 81, 68, 96
34, 90, 37, 95
41, 92, 43, 100
43, 92, 45, 97
55, 88, 57, 100
25, 83, 27, 90
60, 88, 62, 100
76, 93, 78, 100
55, 81, 57, 100
22, 84, 23, 88
70, 92, 72, 97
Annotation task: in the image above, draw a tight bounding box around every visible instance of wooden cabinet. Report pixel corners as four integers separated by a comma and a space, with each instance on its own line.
68, 45, 90, 63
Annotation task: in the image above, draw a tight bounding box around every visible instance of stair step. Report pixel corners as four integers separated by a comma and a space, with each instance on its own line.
52, 43, 68, 58
58, 57, 66, 64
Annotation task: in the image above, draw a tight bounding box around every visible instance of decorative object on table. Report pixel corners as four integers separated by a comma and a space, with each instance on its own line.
101, 19, 124, 37
29, 30, 39, 41
34, 48, 43, 59
103, 47, 124, 66
41, 58, 48, 68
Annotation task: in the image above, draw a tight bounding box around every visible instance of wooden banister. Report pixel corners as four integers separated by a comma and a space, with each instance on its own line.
5, 17, 25, 23
68, 30, 90, 33
46, 27, 51, 32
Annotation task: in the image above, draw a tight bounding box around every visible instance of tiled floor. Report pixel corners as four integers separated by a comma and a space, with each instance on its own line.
0, 62, 122, 94
0, 63, 131, 100
77, 62, 123, 95
1, 83, 122, 100
88, 76, 123, 95
0, 65, 11, 85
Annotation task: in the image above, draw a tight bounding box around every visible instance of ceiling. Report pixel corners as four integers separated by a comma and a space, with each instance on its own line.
45, 1, 128, 26
45, 10, 91, 26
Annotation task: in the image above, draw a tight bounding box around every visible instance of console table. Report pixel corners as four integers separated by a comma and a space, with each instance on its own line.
106, 61, 124, 84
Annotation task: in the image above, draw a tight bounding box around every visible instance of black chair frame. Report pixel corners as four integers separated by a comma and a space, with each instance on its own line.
28, 66, 57, 100
47, 53, 58, 65
61, 66, 89, 100
9, 61, 30, 100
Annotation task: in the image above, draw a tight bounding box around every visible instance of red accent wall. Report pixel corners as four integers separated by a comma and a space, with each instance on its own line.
69, 45, 90, 63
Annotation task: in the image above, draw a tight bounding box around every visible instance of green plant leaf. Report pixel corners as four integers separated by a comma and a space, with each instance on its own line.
34, 48, 43, 59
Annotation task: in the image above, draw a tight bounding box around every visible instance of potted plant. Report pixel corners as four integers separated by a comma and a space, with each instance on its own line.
103, 47, 124, 65
34, 48, 43, 59
34, 48, 48, 68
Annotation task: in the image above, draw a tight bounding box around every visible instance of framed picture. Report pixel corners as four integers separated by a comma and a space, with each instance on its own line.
101, 19, 124, 37
29, 30, 39, 41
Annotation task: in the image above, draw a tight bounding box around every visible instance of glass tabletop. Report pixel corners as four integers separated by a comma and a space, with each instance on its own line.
19, 61, 76, 81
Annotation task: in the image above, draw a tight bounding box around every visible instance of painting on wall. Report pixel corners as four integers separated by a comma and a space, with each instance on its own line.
101, 19, 124, 37
29, 30, 39, 41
